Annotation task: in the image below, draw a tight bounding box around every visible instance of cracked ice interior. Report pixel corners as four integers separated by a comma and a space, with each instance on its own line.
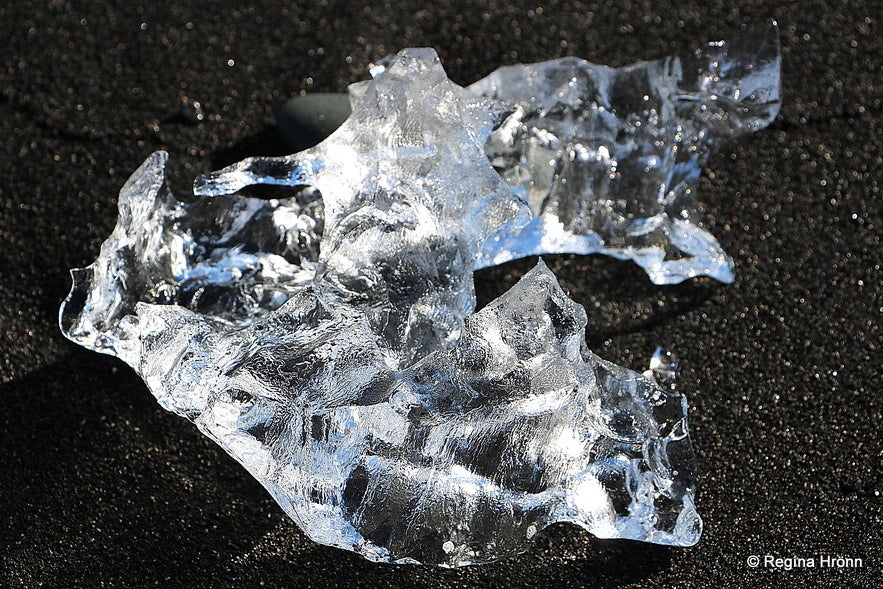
60, 24, 780, 566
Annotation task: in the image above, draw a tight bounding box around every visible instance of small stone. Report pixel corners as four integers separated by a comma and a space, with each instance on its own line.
277, 93, 350, 152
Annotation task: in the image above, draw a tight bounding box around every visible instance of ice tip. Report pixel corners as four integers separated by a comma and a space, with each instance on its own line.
192, 159, 250, 197
192, 168, 229, 197
516, 258, 562, 291
58, 266, 91, 340
131, 149, 168, 168
532, 257, 551, 273
735, 17, 782, 60
194, 156, 316, 198
676, 497, 703, 547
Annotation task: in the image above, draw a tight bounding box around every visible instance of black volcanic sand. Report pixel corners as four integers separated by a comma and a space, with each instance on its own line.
1, 2, 880, 587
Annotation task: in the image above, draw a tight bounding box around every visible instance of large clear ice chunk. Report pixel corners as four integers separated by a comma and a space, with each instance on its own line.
57, 43, 730, 565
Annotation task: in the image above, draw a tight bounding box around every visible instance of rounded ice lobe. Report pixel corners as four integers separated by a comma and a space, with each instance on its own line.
57, 29, 780, 565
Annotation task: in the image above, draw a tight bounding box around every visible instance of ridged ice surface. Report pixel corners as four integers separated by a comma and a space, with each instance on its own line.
471, 22, 780, 283
55, 29, 779, 564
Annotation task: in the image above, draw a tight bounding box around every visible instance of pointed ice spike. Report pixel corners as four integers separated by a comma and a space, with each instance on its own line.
193, 155, 319, 196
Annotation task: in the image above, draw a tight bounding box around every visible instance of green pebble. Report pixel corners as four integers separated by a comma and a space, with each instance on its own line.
277, 93, 351, 152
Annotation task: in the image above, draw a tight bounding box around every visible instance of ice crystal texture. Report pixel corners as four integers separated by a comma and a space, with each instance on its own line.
471, 21, 781, 283
60, 26, 779, 565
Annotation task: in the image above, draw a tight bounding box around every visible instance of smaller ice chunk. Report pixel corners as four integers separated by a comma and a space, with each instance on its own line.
470, 21, 781, 284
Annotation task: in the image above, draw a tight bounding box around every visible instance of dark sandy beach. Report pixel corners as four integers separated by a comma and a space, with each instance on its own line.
1, 2, 880, 587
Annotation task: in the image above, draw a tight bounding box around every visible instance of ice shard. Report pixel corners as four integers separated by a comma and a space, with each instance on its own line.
58, 43, 730, 565
470, 21, 781, 283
